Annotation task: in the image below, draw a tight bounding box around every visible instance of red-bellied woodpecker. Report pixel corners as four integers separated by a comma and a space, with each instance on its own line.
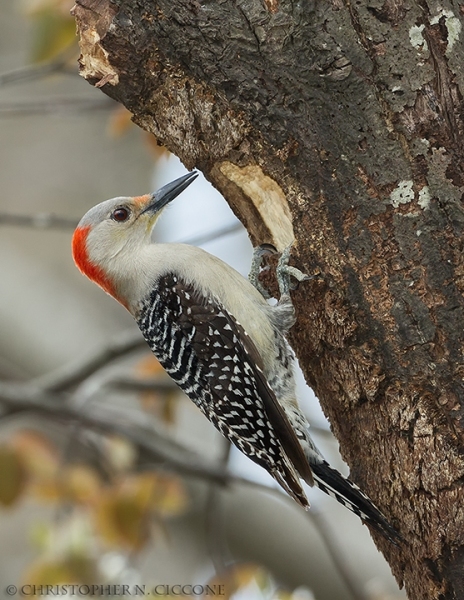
72, 172, 400, 543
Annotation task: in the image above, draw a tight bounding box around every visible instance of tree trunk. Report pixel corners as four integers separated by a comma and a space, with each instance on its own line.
72, 1, 464, 597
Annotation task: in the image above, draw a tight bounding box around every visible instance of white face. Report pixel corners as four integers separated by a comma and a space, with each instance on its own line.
76, 173, 199, 275
73, 172, 199, 311
73, 194, 162, 311
82, 195, 155, 266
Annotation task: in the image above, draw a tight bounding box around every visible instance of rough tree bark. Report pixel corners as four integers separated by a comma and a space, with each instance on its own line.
72, 1, 464, 598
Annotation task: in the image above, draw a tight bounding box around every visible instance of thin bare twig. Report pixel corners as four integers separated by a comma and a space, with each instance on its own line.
178, 222, 244, 246
205, 439, 233, 573
109, 376, 177, 394
0, 382, 261, 490
30, 329, 147, 393
308, 508, 371, 600
0, 213, 78, 229
0, 59, 76, 87
0, 97, 114, 116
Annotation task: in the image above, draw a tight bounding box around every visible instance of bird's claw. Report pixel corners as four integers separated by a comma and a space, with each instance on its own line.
277, 245, 315, 295
249, 244, 278, 299
251, 243, 317, 298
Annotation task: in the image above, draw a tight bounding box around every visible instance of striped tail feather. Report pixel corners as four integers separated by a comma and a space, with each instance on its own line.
310, 460, 402, 544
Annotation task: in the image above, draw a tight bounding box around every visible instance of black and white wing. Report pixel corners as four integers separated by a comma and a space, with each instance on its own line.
137, 273, 313, 507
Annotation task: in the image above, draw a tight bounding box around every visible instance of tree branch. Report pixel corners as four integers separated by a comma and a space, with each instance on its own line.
0, 58, 76, 87
0, 213, 78, 230
30, 329, 146, 393
0, 98, 114, 117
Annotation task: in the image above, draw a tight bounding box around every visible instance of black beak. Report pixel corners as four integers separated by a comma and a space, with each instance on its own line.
142, 172, 199, 215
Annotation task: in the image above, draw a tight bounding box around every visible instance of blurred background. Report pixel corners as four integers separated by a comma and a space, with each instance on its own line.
0, 2, 406, 599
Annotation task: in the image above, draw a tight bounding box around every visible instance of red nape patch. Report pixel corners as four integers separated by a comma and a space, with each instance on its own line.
72, 225, 121, 303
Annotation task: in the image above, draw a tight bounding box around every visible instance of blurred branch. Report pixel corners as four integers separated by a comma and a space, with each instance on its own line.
0, 355, 32, 381
205, 438, 233, 573
30, 329, 147, 392
0, 352, 367, 599
308, 509, 371, 600
0, 97, 114, 116
179, 222, 243, 246
109, 376, 177, 394
0, 356, 265, 488
0, 212, 78, 229
0, 59, 76, 87
0, 380, 246, 487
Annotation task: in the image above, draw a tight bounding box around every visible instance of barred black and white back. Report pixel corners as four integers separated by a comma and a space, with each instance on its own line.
137, 273, 314, 507
137, 272, 400, 544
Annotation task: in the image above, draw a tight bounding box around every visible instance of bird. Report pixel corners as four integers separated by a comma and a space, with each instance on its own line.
72, 171, 400, 543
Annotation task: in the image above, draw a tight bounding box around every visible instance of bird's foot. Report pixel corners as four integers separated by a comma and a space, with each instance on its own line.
277, 245, 314, 296
249, 243, 278, 299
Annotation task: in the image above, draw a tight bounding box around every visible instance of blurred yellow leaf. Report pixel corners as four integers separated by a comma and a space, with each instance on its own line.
136, 354, 166, 378
30, 521, 52, 550
12, 430, 61, 502
0, 446, 27, 507
23, 560, 77, 586
12, 431, 102, 505
151, 473, 188, 517
8, 431, 65, 505
208, 564, 270, 600
30, 10, 76, 63
141, 390, 178, 425
94, 490, 150, 550
12, 430, 58, 479
29, 478, 60, 502
23, 0, 73, 14
94, 472, 188, 550
136, 355, 179, 424
103, 436, 137, 474
275, 592, 296, 600
23, 555, 97, 587
23, 0, 77, 63
232, 564, 267, 589
32, 464, 101, 505
64, 465, 102, 504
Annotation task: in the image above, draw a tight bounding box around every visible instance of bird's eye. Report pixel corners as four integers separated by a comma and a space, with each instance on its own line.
112, 207, 131, 222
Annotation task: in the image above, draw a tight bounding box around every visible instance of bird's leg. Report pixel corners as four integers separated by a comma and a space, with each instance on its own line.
249, 244, 278, 299
271, 245, 312, 334
276, 245, 313, 296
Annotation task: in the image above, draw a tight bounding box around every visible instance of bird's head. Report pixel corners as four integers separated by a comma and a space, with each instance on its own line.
72, 172, 198, 307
